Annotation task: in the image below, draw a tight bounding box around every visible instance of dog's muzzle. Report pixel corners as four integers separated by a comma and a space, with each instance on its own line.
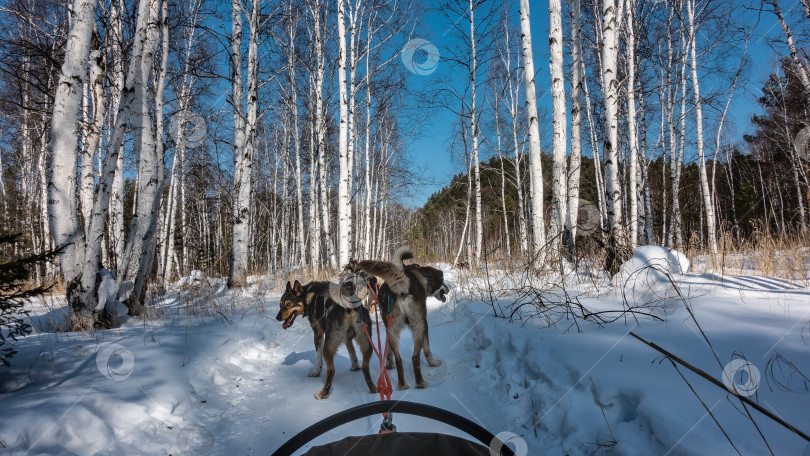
434, 284, 449, 302
277, 310, 298, 329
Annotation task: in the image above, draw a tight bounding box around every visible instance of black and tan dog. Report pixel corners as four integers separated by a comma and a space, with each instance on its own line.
351, 247, 450, 390
276, 280, 377, 399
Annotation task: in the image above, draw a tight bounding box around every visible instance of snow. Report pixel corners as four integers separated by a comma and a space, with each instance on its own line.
1, 255, 810, 455
616, 246, 690, 293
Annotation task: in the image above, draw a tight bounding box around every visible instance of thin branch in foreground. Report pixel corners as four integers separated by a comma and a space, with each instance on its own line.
630, 332, 810, 445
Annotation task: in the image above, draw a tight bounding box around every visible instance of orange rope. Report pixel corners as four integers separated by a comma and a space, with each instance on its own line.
360, 281, 395, 432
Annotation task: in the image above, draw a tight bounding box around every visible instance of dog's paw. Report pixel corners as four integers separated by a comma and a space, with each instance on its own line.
397, 383, 410, 391
385, 361, 395, 370
415, 380, 427, 389
350, 364, 361, 371
308, 368, 322, 377
368, 386, 377, 394
428, 359, 442, 367
314, 390, 330, 400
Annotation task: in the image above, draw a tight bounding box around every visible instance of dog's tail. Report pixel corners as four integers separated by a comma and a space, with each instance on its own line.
392, 246, 413, 267
355, 246, 413, 295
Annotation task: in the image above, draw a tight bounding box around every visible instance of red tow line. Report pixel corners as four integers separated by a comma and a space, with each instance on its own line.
359, 281, 396, 433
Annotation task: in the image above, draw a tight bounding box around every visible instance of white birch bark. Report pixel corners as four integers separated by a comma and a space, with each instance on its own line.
566, 0, 583, 253
309, 77, 321, 266
80, 33, 104, 235
549, 0, 567, 252
228, 0, 247, 285
504, 22, 528, 257
583, 65, 607, 234
228, 0, 259, 286
687, 0, 717, 253
518, 0, 547, 258
770, 0, 810, 95
138, 0, 169, 296
287, 0, 306, 265
626, 0, 639, 248
108, 0, 126, 270
48, 0, 96, 324
311, 0, 336, 267
337, 0, 351, 267
494, 102, 510, 258
671, 24, 687, 249
363, 40, 373, 258
601, 0, 625, 272
117, 0, 165, 311
469, 0, 483, 265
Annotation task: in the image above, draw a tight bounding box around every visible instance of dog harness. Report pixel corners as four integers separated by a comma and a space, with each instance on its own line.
358, 280, 396, 433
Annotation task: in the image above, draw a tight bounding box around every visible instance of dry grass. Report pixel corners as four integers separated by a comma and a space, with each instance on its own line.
686, 229, 810, 283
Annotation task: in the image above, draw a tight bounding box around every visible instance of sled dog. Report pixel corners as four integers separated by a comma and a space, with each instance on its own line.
352, 247, 449, 389
276, 280, 376, 399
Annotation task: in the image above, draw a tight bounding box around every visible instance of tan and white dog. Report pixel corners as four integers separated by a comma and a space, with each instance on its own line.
352, 247, 449, 390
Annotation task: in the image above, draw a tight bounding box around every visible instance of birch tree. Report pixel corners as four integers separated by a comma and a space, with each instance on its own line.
228, 0, 260, 287
337, 0, 351, 266
469, 0, 483, 265
518, 0, 546, 258
687, 0, 718, 253
566, 0, 583, 255
501, 17, 529, 257
548, 0, 567, 254
625, 0, 639, 248
48, 0, 96, 325
117, 0, 167, 311
768, 0, 810, 95
600, 0, 625, 273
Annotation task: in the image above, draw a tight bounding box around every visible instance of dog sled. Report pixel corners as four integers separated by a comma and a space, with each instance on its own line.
270, 400, 517, 456
273, 253, 517, 455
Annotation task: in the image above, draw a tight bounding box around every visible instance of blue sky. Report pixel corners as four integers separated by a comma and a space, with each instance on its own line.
400, 0, 791, 208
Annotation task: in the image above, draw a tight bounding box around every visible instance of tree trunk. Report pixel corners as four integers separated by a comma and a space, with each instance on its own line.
518, 0, 547, 260
625, 0, 639, 248
493, 96, 510, 258
228, 0, 259, 287
770, 0, 810, 94
288, 1, 306, 265
337, 0, 351, 267
566, 0, 583, 257
601, 0, 625, 273
469, 0, 483, 265
549, 0, 567, 254
118, 0, 165, 312
687, 0, 717, 253
48, 0, 97, 327
503, 20, 528, 257
80, 33, 105, 236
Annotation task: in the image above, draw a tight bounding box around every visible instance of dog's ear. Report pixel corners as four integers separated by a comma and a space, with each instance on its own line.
293, 280, 304, 295
285, 281, 292, 292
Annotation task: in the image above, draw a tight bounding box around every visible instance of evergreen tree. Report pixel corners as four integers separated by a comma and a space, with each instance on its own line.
0, 233, 61, 366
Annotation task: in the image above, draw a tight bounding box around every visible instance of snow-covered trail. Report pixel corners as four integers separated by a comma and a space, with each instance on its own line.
1, 267, 810, 455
